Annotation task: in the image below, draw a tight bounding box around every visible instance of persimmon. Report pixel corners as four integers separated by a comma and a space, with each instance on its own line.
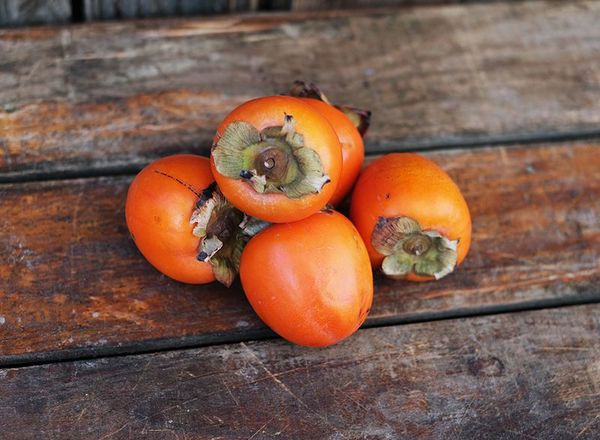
288, 81, 370, 205
125, 154, 266, 286
289, 80, 371, 137
350, 153, 471, 281
301, 98, 365, 206
240, 210, 373, 347
210, 96, 342, 223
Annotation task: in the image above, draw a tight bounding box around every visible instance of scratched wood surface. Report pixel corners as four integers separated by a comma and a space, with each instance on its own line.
1, 142, 598, 366
1, 305, 598, 439
2, 2, 600, 181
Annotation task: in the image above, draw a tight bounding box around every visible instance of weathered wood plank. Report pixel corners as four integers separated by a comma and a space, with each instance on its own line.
1, 143, 598, 365
1, 305, 598, 439
0, 0, 71, 27
2, 2, 600, 179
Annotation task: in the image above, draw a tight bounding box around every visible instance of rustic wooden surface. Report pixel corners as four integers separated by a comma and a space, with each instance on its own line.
1, 305, 598, 439
1, 142, 598, 366
2, 2, 600, 181
1, 2, 599, 436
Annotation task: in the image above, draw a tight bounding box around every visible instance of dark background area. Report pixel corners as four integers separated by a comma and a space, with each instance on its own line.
1, 0, 514, 26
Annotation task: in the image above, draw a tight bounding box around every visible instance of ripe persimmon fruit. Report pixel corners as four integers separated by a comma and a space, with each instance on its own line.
350, 153, 471, 281
301, 98, 365, 206
210, 96, 342, 223
290, 81, 369, 206
289, 80, 371, 137
240, 210, 373, 347
125, 154, 266, 286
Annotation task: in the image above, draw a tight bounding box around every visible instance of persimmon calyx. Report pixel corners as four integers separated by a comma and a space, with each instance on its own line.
212, 114, 330, 199
190, 184, 269, 286
372, 216, 458, 280
290, 80, 332, 104
239, 216, 271, 236
289, 80, 372, 137
336, 105, 372, 137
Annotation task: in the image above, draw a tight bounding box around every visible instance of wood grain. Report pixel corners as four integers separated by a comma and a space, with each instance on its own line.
2, 2, 600, 180
1, 305, 598, 439
1, 142, 598, 366
0, 0, 70, 26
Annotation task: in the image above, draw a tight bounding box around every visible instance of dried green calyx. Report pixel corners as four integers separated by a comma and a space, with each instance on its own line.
289, 80, 371, 137
212, 114, 330, 199
190, 183, 269, 286
372, 216, 458, 280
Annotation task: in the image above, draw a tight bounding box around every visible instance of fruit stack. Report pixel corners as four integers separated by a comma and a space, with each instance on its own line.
125, 81, 472, 347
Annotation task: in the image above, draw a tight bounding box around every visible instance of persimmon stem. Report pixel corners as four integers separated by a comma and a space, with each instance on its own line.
254, 147, 296, 183
372, 216, 458, 280
190, 185, 269, 286
212, 114, 330, 199
403, 235, 432, 256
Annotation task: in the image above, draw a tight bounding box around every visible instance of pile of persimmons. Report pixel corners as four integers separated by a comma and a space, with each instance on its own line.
126, 82, 471, 347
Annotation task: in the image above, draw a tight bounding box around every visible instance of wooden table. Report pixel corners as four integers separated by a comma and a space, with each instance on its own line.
1, 2, 599, 438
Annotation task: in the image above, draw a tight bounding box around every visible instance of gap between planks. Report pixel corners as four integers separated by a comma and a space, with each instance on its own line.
2, 293, 599, 370
2, 129, 600, 184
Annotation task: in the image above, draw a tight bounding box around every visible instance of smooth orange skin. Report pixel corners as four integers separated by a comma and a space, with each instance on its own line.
210, 96, 342, 223
240, 211, 373, 347
301, 98, 365, 206
125, 154, 216, 284
350, 153, 472, 282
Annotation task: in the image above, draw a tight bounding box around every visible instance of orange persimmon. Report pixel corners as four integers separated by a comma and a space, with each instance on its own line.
350, 153, 471, 281
300, 98, 365, 206
240, 210, 373, 347
126, 154, 259, 286
210, 96, 342, 223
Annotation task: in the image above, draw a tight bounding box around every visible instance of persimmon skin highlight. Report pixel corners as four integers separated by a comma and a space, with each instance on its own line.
125, 154, 215, 284
350, 153, 472, 282
240, 210, 374, 347
210, 96, 342, 223
301, 98, 365, 206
